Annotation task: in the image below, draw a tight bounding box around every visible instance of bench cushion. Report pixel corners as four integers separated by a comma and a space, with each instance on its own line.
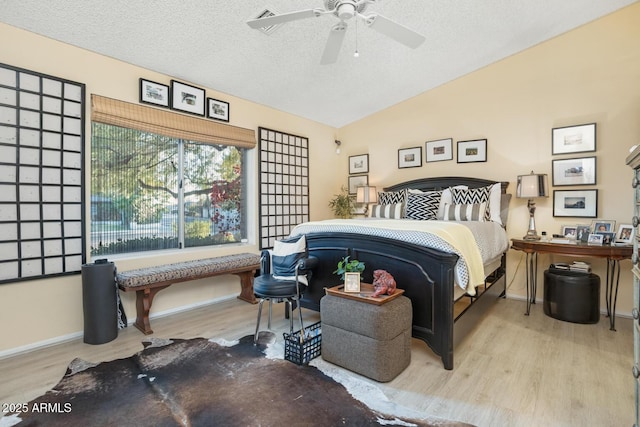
117, 253, 260, 289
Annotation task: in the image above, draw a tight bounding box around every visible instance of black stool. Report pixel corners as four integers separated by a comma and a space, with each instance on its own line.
543, 269, 600, 324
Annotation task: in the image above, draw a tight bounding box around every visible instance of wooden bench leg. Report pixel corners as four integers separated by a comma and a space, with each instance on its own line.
235, 270, 257, 304
134, 285, 170, 335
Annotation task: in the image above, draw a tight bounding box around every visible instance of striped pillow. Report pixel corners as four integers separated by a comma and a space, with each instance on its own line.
451, 186, 492, 221
370, 203, 404, 219
441, 202, 487, 222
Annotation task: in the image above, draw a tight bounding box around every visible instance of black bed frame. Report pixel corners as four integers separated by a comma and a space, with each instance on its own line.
299, 177, 508, 370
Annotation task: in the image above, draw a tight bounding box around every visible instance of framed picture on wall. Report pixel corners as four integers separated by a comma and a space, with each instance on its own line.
349, 154, 369, 174
425, 138, 453, 162
552, 156, 596, 186
348, 174, 368, 195
457, 139, 487, 163
207, 98, 229, 122
553, 189, 598, 218
398, 147, 422, 168
139, 78, 169, 107
170, 80, 205, 116
552, 123, 596, 155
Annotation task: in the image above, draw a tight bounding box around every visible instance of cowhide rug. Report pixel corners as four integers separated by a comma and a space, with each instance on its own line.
1, 334, 472, 426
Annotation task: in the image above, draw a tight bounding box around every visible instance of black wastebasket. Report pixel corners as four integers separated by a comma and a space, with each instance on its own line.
82, 259, 118, 344
543, 268, 600, 324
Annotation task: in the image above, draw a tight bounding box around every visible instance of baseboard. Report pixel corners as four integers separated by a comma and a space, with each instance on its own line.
0, 294, 237, 360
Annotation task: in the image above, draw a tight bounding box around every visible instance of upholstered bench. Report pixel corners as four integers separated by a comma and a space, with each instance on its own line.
117, 253, 260, 335
320, 294, 412, 382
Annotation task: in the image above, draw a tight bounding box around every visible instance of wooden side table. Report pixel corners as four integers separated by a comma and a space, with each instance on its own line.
510, 238, 632, 330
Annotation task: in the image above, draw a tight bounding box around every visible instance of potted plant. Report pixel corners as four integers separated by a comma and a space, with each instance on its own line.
328, 186, 355, 219
333, 255, 365, 281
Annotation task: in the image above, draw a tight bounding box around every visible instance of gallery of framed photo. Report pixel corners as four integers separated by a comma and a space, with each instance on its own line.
552, 156, 596, 186
398, 147, 422, 168
553, 189, 598, 218
348, 174, 368, 195
207, 98, 229, 122
139, 78, 169, 107
425, 138, 453, 163
349, 154, 369, 174
552, 123, 596, 155
170, 80, 205, 116
457, 139, 487, 163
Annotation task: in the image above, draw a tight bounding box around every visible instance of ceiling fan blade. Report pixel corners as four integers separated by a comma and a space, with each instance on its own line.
364, 14, 425, 48
247, 9, 320, 29
320, 22, 348, 65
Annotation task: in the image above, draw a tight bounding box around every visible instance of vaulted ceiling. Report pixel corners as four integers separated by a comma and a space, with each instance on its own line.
0, 0, 636, 127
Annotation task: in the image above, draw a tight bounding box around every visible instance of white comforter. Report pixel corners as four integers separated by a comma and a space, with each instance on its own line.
289, 219, 509, 296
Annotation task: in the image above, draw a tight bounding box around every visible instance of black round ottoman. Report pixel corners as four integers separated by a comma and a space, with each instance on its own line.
543, 269, 600, 324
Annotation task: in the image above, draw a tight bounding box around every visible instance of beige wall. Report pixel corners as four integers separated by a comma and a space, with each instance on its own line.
1, 3, 639, 355
337, 4, 640, 314
0, 23, 339, 355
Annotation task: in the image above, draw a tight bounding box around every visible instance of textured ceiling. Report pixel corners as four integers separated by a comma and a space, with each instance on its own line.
0, 0, 636, 127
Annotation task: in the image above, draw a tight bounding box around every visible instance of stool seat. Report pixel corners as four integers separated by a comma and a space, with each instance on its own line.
321, 294, 412, 382
544, 269, 600, 324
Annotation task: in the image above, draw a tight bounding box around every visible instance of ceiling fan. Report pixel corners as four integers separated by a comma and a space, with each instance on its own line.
247, 0, 426, 64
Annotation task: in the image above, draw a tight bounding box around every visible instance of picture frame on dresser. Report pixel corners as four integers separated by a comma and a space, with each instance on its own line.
616, 224, 634, 243
553, 189, 598, 218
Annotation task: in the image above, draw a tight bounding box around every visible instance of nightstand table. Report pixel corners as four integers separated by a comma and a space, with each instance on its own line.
510, 238, 632, 330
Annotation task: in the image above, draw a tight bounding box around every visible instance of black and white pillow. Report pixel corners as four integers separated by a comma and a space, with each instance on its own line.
404, 191, 442, 220
378, 190, 406, 205
272, 235, 307, 284
441, 202, 487, 221
451, 186, 492, 221
370, 203, 404, 219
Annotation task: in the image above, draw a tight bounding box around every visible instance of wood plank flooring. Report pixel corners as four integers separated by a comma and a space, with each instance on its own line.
0, 297, 633, 426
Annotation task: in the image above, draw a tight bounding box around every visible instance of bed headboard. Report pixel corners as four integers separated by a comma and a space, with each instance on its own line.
383, 176, 508, 194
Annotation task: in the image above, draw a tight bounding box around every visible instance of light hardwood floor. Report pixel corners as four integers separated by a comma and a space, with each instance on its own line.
0, 297, 633, 426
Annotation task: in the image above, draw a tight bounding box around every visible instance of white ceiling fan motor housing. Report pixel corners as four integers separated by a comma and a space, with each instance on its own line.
325, 0, 369, 20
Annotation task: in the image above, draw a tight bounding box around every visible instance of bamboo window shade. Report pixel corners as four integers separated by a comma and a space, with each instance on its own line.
91, 95, 256, 148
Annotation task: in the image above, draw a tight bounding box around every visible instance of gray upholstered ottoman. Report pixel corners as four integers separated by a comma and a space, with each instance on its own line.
320, 293, 412, 382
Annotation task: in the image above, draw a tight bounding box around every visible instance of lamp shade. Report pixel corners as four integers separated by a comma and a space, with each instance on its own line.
516, 172, 549, 198
356, 186, 378, 204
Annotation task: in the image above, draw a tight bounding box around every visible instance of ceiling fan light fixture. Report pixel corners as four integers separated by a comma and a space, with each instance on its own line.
337, 3, 356, 20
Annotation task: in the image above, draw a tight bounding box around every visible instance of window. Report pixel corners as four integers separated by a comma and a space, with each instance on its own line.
91, 123, 246, 255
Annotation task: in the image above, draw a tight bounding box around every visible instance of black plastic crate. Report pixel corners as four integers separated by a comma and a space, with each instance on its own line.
283, 321, 322, 365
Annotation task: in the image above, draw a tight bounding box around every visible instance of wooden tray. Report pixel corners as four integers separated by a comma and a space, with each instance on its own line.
324, 283, 404, 305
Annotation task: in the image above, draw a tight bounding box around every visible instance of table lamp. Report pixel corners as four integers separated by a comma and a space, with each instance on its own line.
516, 171, 549, 240
356, 185, 377, 216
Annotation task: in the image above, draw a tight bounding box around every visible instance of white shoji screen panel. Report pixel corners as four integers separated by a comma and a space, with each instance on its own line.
0, 63, 86, 284
258, 127, 309, 249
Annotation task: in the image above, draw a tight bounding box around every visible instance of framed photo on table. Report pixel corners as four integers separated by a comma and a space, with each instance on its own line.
552, 123, 596, 155
343, 272, 361, 293
616, 224, 634, 243
553, 189, 598, 218
457, 139, 487, 163
171, 80, 205, 116
590, 220, 616, 233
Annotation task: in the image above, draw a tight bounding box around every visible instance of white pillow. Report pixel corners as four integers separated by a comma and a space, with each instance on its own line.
488, 183, 503, 225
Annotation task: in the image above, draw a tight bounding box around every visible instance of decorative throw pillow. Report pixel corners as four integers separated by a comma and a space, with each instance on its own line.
272, 235, 307, 284
441, 202, 487, 221
451, 186, 492, 221
378, 190, 406, 205
370, 203, 404, 219
405, 191, 442, 220
438, 185, 468, 218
